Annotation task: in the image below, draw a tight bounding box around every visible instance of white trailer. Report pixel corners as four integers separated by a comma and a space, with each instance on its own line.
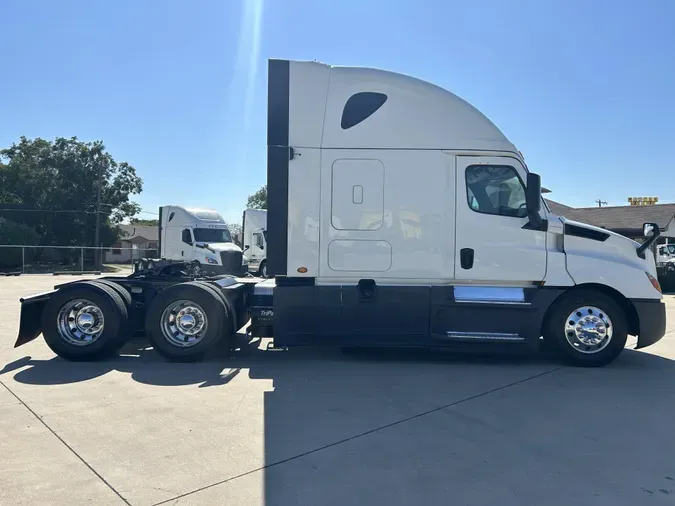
15, 58, 666, 367
242, 208, 268, 277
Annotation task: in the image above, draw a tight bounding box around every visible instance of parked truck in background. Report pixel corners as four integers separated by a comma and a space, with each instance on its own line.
14, 58, 666, 367
656, 243, 675, 270
242, 208, 268, 277
134, 205, 248, 276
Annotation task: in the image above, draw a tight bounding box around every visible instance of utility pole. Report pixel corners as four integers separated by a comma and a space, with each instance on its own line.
595, 199, 607, 208
94, 164, 103, 269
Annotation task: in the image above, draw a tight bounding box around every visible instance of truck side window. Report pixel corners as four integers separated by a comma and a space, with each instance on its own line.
181, 228, 193, 245
254, 232, 264, 248
341, 92, 388, 129
466, 165, 527, 218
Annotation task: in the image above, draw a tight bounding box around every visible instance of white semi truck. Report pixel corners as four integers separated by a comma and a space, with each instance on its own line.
133, 205, 248, 276
242, 208, 268, 277
656, 243, 675, 269
15, 58, 666, 367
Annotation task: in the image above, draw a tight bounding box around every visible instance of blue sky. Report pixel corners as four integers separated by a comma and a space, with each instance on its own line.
1, 0, 674, 223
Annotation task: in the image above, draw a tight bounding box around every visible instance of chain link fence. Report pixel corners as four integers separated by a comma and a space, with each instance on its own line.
0, 245, 158, 275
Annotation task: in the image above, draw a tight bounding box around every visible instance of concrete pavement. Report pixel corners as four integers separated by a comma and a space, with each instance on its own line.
2, 275, 675, 505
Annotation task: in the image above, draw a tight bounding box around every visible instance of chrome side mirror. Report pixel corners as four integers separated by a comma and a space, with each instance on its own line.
644, 223, 657, 237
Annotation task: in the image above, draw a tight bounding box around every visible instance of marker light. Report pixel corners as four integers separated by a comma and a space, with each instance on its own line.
646, 272, 662, 293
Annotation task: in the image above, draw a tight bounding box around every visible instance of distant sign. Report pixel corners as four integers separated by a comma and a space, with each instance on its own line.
628, 197, 659, 206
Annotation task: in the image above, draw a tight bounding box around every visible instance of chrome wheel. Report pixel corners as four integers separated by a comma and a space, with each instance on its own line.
56, 299, 105, 346
160, 300, 208, 348
564, 306, 613, 354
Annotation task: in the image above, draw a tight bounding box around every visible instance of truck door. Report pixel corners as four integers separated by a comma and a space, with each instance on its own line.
181, 228, 195, 260
454, 156, 546, 283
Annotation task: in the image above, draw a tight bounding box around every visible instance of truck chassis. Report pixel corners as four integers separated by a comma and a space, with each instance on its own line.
15, 262, 265, 362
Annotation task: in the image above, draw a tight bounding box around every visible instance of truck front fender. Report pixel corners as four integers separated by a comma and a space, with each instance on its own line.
14, 291, 55, 347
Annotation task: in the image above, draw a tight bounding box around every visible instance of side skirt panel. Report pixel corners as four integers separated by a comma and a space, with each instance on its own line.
269, 284, 565, 348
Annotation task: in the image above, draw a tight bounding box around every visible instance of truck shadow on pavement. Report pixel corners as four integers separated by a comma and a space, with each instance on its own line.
1, 335, 565, 388
3, 338, 675, 505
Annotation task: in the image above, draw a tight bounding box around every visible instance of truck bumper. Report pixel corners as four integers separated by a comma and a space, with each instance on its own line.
208, 264, 249, 276
634, 299, 667, 349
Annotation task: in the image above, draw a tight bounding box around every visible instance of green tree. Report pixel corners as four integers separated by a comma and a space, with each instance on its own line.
130, 218, 159, 226
246, 185, 267, 210
0, 136, 143, 247
0, 217, 40, 245
0, 217, 40, 270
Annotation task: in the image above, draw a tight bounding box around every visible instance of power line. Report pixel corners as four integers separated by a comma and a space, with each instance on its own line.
0, 208, 100, 214
0, 207, 159, 215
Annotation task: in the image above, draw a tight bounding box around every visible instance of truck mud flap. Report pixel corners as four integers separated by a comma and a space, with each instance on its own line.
14, 292, 55, 347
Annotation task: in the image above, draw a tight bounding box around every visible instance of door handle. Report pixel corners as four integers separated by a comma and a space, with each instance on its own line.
460, 248, 474, 269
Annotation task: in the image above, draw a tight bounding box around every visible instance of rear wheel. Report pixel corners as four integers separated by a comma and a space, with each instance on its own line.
544, 289, 628, 367
92, 279, 132, 307
41, 282, 130, 361
145, 282, 226, 362
193, 281, 236, 349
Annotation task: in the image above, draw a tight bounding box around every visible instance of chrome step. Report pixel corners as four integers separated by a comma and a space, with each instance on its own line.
445, 331, 524, 342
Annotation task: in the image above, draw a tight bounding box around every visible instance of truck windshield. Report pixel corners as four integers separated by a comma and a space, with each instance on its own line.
193, 228, 232, 243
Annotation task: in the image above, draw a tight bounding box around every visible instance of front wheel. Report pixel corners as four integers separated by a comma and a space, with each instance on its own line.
259, 261, 268, 278
544, 289, 628, 367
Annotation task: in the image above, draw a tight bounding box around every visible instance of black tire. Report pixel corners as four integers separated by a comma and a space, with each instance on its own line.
41, 282, 129, 361
259, 261, 268, 278
145, 281, 226, 362
544, 289, 628, 367
193, 280, 237, 350
91, 279, 132, 307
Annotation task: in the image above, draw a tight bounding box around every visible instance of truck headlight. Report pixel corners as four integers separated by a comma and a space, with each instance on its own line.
646, 272, 662, 293
205, 257, 219, 265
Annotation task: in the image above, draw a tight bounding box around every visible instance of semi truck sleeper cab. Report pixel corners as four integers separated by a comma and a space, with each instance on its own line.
14, 58, 666, 367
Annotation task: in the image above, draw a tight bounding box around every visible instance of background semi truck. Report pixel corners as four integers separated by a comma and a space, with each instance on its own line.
242, 208, 268, 277
133, 205, 248, 276
14, 58, 666, 367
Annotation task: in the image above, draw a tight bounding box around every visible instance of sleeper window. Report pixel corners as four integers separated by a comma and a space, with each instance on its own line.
466, 165, 527, 218
341, 92, 388, 129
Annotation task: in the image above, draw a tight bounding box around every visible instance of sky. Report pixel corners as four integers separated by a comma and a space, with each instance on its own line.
1, 0, 674, 224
